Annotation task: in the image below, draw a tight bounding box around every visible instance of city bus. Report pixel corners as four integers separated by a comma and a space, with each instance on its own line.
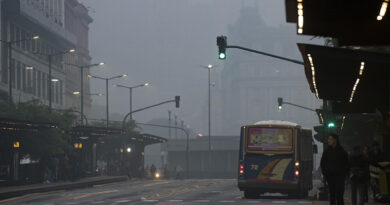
237, 120, 314, 199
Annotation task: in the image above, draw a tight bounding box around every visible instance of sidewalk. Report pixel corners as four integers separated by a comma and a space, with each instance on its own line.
0, 175, 128, 200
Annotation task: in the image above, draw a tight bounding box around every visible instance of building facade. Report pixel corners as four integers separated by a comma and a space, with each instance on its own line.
64, 0, 93, 114
0, 0, 92, 114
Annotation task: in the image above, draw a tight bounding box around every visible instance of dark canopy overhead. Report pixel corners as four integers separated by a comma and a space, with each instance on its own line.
285, 0, 390, 45
298, 43, 390, 114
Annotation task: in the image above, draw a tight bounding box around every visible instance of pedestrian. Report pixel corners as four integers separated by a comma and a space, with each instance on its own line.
150, 164, 157, 178
320, 133, 349, 205
362, 145, 370, 202
349, 146, 370, 205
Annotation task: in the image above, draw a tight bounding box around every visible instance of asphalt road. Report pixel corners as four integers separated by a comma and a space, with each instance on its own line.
0, 179, 312, 205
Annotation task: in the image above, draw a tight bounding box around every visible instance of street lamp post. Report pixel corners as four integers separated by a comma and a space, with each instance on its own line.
113, 83, 150, 120
200, 64, 216, 174
89, 74, 127, 128
35, 48, 75, 108
0, 35, 39, 104
64, 62, 104, 125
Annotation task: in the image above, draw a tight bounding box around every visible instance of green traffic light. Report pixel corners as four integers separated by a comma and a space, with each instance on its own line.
327, 122, 335, 128
219, 52, 226, 60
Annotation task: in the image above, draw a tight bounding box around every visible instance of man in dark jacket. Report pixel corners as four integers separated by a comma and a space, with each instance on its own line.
349, 146, 370, 205
321, 134, 349, 205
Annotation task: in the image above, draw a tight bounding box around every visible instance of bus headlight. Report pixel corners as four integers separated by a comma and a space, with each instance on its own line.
155, 172, 160, 179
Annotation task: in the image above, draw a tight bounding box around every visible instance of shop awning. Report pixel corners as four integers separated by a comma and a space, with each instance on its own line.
285, 0, 390, 45
298, 43, 390, 114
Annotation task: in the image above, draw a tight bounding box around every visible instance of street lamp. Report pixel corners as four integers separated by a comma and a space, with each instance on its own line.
0, 35, 39, 103
73, 91, 103, 97
64, 62, 105, 125
89, 74, 127, 128
34, 48, 75, 108
200, 64, 217, 174
113, 82, 150, 120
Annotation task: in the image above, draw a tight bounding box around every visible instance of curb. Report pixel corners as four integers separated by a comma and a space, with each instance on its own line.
0, 176, 128, 200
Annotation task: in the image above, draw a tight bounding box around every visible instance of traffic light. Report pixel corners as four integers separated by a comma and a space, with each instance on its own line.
313, 125, 327, 143
175, 96, 180, 108
217, 36, 227, 60
327, 122, 335, 128
277, 97, 283, 110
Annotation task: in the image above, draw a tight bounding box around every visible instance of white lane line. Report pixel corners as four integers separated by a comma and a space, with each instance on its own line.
195, 200, 210, 203
298, 201, 312, 204
247, 201, 261, 203
91, 201, 105, 204
142, 200, 159, 202
115, 199, 131, 203
220, 200, 235, 203
168, 199, 183, 202
272, 201, 287, 204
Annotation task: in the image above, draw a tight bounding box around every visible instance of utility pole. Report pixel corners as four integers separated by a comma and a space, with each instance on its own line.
174, 115, 178, 139
168, 110, 171, 139
181, 120, 184, 139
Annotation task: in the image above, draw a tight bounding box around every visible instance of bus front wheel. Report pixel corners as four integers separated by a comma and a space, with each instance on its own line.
244, 190, 259, 199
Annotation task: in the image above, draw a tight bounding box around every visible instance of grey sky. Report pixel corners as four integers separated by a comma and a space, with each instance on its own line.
80, 0, 315, 134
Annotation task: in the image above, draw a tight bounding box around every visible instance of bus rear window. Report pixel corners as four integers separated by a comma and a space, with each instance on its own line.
247, 127, 293, 151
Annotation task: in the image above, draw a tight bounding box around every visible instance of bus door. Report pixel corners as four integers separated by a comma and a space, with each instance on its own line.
242, 127, 296, 183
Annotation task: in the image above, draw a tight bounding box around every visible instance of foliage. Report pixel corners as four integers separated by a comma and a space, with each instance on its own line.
0, 92, 77, 160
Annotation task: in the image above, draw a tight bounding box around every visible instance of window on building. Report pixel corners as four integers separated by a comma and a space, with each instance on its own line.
22, 64, 26, 91
26, 32, 31, 52
16, 61, 21, 90
10, 24, 14, 41
42, 73, 46, 100
33, 69, 37, 95
11, 59, 15, 89
27, 66, 32, 93
60, 80, 63, 105
16, 26, 20, 48
37, 71, 41, 97
55, 81, 59, 104
21, 30, 26, 50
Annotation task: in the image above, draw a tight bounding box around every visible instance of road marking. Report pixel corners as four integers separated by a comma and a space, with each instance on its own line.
64, 202, 79, 205
91, 201, 105, 204
298, 201, 312, 204
72, 189, 119, 200
247, 201, 261, 203
220, 200, 235, 203
115, 199, 130, 203
142, 200, 159, 202
272, 201, 286, 204
195, 200, 210, 203
143, 181, 170, 187
168, 199, 183, 202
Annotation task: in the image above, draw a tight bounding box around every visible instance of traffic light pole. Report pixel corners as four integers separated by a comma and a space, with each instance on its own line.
122, 98, 179, 129
282, 101, 316, 112
226, 45, 304, 65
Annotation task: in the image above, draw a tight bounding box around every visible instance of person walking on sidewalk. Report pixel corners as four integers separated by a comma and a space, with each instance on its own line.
321, 134, 349, 205
349, 146, 370, 205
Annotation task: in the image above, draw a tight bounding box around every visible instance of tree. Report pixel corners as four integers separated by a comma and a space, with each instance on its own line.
0, 92, 76, 160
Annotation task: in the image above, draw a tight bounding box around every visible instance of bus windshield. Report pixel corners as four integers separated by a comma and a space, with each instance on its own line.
247, 127, 293, 151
